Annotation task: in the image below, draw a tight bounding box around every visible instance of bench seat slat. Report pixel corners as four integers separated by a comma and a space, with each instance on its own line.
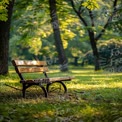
20, 78, 50, 84
20, 77, 73, 84
18, 67, 48, 73
49, 77, 73, 82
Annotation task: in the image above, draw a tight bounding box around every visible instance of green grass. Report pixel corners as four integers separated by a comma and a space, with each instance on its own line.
0, 66, 122, 122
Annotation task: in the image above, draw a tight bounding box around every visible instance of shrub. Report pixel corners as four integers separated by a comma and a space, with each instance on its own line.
82, 39, 122, 72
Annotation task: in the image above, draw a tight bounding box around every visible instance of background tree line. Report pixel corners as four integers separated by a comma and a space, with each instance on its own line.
0, 0, 122, 75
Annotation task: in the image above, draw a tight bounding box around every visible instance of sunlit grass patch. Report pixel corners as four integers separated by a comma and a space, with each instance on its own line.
0, 66, 122, 122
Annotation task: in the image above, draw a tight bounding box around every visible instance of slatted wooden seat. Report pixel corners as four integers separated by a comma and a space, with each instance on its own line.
12, 60, 73, 98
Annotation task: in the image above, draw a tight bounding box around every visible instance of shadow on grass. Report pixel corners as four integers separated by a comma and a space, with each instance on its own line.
0, 67, 122, 122
0, 81, 122, 122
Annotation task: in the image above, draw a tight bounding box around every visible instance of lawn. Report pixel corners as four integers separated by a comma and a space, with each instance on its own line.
0, 66, 122, 122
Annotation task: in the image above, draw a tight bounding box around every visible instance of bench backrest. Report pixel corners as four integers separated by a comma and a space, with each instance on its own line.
12, 60, 48, 80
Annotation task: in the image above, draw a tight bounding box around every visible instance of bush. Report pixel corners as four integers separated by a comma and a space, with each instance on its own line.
82, 39, 122, 72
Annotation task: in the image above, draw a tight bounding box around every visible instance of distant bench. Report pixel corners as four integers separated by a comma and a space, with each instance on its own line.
12, 60, 73, 98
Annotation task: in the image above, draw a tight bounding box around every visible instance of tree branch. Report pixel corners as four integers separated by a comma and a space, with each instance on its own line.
95, 0, 118, 41
70, 0, 88, 27
78, 1, 84, 14
88, 10, 94, 27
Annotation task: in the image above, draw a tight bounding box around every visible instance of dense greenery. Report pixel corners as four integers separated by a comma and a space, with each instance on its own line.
9, 0, 122, 65
0, 0, 122, 75
82, 39, 122, 72
0, 66, 122, 121
9, 0, 87, 61
0, 0, 10, 21
69, 0, 122, 70
99, 39, 122, 71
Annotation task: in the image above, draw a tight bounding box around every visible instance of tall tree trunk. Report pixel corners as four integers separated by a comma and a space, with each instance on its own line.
88, 31, 100, 70
0, 0, 14, 75
49, 0, 68, 71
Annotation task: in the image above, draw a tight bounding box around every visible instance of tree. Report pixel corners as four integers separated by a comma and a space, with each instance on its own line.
109, 2, 122, 34
49, 0, 68, 71
10, 0, 69, 71
83, 39, 122, 72
0, 0, 10, 21
69, 0, 119, 70
10, 0, 53, 60
0, 0, 14, 75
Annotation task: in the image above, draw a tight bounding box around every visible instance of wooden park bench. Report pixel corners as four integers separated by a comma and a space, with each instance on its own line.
12, 60, 73, 98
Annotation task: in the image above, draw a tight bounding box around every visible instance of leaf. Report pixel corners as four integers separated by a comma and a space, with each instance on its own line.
82, 0, 100, 10
0, 0, 9, 21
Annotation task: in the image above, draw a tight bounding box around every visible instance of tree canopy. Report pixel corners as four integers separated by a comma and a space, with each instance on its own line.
0, 0, 10, 21
0, 0, 122, 75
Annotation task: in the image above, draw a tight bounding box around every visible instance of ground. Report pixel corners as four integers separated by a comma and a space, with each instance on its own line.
0, 66, 122, 122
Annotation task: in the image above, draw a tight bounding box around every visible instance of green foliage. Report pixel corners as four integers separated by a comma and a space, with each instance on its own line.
28, 37, 42, 56
82, 50, 94, 65
57, 1, 79, 49
10, 0, 52, 59
99, 39, 122, 71
109, 4, 122, 34
82, 0, 100, 10
70, 47, 82, 57
18, 37, 42, 56
70, 0, 121, 39
10, 0, 87, 60
83, 39, 122, 72
0, 0, 10, 21
9, 0, 122, 63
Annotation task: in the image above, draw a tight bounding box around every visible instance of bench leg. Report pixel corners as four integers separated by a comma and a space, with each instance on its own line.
58, 81, 67, 93
22, 84, 26, 98
22, 83, 32, 98
22, 83, 48, 98
39, 85, 48, 97
46, 81, 67, 94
